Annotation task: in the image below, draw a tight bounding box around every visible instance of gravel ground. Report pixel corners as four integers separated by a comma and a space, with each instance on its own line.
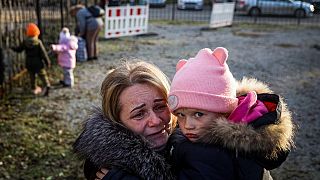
46, 23, 320, 180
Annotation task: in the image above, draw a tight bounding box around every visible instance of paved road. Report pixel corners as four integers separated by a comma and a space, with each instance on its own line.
149, 4, 320, 25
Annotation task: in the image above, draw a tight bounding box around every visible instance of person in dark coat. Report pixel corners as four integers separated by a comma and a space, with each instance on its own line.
73, 61, 176, 180
11, 23, 51, 96
70, 4, 104, 61
167, 47, 295, 180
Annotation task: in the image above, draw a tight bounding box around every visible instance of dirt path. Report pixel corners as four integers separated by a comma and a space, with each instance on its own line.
48, 23, 320, 179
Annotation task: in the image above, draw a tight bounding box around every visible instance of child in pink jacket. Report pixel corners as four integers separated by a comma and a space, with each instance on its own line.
51, 27, 78, 87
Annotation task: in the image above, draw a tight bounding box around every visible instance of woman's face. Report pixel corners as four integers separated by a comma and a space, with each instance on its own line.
119, 83, 171, 149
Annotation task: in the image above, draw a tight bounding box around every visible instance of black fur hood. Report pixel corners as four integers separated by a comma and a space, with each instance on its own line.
198, 77, 295, 159
73, 108, 174, 180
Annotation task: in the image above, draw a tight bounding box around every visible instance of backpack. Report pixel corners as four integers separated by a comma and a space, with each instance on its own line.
87, 5, 105, 18
76, 37, 87, 62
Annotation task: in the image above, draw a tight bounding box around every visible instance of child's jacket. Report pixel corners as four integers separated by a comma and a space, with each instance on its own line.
51, 36, 78, 69
11, 37, 50, 73
169, 77, 295, 180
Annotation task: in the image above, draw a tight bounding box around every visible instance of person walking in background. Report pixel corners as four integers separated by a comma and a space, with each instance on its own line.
168, 47, 295, 179
70, 4, 104, 61
11, 23, 51, 96
51, 27, 78, 88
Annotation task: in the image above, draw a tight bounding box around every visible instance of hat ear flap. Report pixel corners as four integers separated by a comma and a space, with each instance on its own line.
176, 59, 187, 72
212, 47, 228, 65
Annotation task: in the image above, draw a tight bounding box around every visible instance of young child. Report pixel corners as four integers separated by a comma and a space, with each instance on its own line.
168, 47, 295, 179
51, 27, 78, 88
11, 23, 51, 96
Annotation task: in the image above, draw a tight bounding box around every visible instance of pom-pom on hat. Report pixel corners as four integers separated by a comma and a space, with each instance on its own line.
168, 47, 238, 113
26, 23, 40, 37
59, 27, 70, 43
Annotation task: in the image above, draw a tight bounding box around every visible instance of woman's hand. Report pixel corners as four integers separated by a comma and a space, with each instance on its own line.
95, 168, 109, 180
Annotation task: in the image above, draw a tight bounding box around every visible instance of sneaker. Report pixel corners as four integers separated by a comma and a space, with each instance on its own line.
60, 80, 71, 88
87, 57, 94, 61
63, 84, 72, 88
59, 80, 66, 86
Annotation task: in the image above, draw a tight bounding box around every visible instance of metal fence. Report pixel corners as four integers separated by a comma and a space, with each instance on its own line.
0, 0, 98, 98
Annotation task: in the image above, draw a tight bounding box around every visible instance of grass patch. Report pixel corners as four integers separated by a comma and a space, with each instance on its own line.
0, 99, 84, 179
233, 22, 319, 32
0, 58, 84, 179
274, 43, 300, 48
99, 38, 137, 53
150, 20, 207, 26
232, 31, 266, 38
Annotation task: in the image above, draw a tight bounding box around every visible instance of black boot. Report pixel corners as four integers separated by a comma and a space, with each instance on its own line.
43, 86, 50, 96
59, 80, 65, 86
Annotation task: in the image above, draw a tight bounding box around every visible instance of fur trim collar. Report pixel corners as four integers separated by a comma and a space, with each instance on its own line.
198, 77, 295, 158
73, 108, 174, 180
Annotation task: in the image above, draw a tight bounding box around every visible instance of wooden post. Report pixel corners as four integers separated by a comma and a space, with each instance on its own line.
36, 0, 42, 40
60, 0, 64, 28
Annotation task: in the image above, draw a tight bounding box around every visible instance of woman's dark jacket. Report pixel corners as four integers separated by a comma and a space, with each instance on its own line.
169, 77, 295, 180
73, 108, 174, 180
11, 37, 50, 73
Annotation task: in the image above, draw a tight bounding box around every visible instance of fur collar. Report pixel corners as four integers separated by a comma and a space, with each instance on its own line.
198, 77, 295, 158
73, 108, 174, 180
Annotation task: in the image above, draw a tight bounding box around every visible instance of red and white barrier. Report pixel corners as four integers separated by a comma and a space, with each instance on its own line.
209, 2, 235, 28
104, 4, 149, 39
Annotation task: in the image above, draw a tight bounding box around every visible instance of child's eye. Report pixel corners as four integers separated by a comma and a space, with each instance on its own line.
175, 112, 185, 118
194, 112, 204, 118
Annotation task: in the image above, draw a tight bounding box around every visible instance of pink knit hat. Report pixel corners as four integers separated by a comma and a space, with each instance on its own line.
168, 47, 238, 113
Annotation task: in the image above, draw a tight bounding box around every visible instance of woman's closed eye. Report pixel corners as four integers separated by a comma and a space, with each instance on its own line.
154, 104, 168, 112
131, 110, 147, 120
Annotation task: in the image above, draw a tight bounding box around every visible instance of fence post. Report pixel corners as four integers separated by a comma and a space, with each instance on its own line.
297, 1, 302, 25
254, 0, 259, 24
171, 1, 176, 21
35, 0, 42, 40
60, 0, 64, 28
0, 0, 2, 48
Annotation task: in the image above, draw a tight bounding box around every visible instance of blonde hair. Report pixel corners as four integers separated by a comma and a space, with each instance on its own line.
101, 61, 176, 130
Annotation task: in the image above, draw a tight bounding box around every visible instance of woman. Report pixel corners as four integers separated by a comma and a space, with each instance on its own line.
70, 4, 104, 60
73, 61, 176, 179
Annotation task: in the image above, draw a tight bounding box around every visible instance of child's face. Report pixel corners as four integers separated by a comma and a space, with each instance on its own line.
174, 108, 220, 142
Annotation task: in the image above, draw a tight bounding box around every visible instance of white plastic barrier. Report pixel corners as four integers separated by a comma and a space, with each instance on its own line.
209, 2, 235, 28
104, 4, 149, 39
